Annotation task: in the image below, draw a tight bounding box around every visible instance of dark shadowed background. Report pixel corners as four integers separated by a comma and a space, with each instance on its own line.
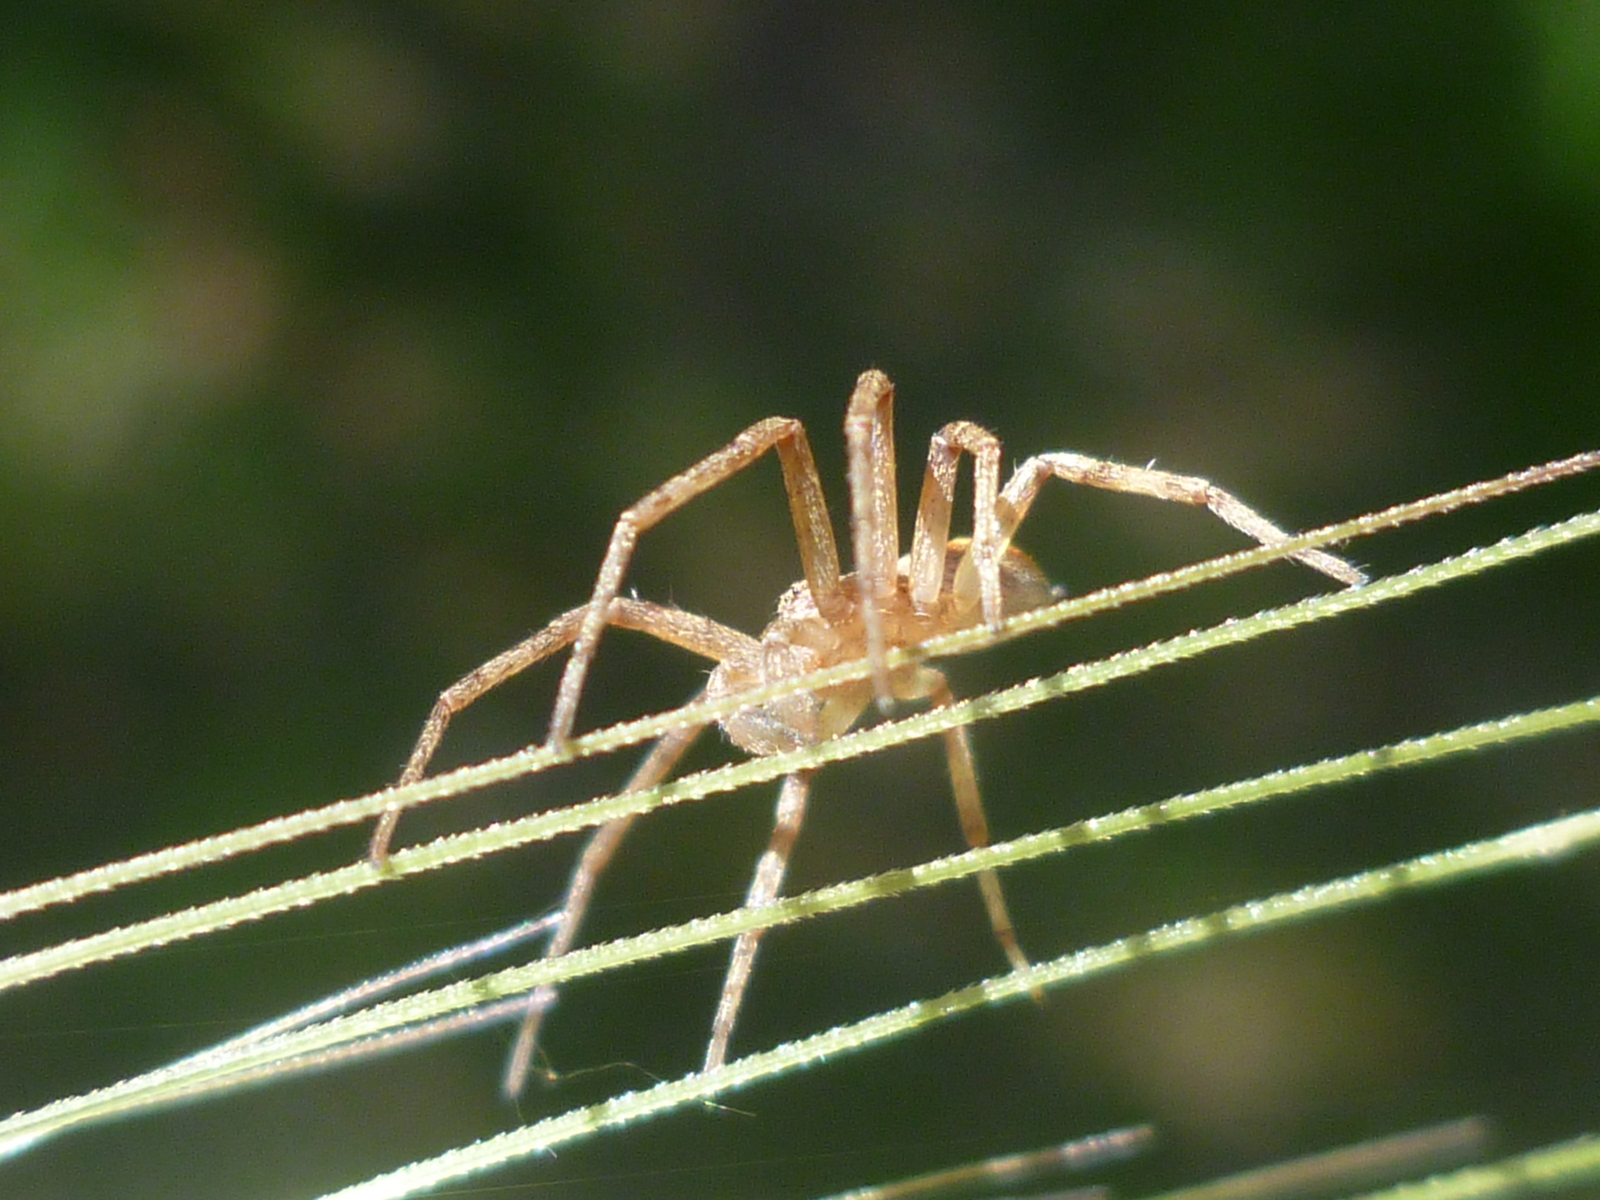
2, 5, 1598, 1198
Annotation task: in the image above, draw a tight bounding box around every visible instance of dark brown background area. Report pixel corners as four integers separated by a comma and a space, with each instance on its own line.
1, 5, 1597, 1198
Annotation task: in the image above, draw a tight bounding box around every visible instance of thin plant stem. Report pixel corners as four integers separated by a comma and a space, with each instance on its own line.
1, 694, 1595, 1163
2, 505, 1595, 998
2, 451, 1593, 925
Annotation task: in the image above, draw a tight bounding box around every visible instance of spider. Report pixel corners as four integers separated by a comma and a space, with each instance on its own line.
368, 369, 1365, 1097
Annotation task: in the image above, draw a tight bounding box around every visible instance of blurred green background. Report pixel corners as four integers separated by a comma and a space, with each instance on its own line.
2, 4, 1598, 1198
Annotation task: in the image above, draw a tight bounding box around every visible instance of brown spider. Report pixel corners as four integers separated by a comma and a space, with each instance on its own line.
368, 369, 1365, 1096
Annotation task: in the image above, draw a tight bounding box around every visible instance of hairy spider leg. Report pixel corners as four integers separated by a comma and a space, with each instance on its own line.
995, 452, 1369, 587
908, 418, 1007, 620
368, 598, 754, 863
546, 416, 849, 749
704, 770, 812, 1071
501, 717, 708, 1096
843, 369, 900, 702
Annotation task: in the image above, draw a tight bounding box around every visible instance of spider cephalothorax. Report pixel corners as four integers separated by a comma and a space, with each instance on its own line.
710, 539, 1057, 756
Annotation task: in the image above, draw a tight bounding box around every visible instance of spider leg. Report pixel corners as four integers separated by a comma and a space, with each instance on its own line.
843, 369, 901, 704
908, 420, 1006, 624
998, 452, 1369, 586
548, 416, 848, 747
370, 599, 754, 862
704, 770, 812, 1071
371, 609, 581, 863
920, 669, 1035, 989
501, 717, 706, 1097
372, 595, 758, 1094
